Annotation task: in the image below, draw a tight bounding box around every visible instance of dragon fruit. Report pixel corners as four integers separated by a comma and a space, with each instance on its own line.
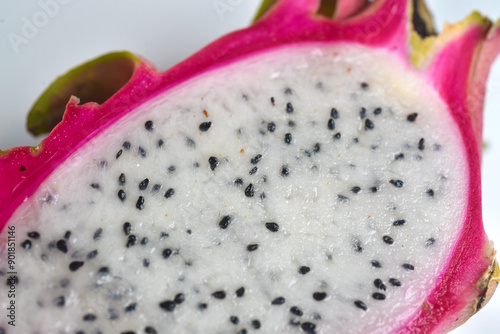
1, 0, 499, 333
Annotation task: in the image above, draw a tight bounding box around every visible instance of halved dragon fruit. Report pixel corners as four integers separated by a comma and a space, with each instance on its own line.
1, 0, 499, 333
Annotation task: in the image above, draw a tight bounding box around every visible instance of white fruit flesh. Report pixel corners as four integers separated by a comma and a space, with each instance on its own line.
0, 44, 466, 334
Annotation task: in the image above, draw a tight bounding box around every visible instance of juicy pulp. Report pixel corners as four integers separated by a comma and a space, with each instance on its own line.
0, 44, 469, 333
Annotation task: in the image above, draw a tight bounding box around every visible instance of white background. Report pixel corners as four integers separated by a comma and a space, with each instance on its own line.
0, 1, 498, 333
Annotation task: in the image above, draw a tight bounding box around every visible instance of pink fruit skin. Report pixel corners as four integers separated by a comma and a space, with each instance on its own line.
0, 0, 498, 332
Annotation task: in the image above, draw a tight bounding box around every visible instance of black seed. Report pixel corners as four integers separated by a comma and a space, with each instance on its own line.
327, 118, 335, 130
331, 108, 339, 119
270, 97, 275, 105
313, 143, 321, 153
365, 118, 374, 130
301, 322, 316, 332
268, 122, 276, 132
230, 316, 239, 324
374, 107, 382, 115
152, 184, 162, 192
219, 215, 232, 229
199, 122, 212, 132
426, 189, 434, 197
374, 279, 386, 291
159, 300, 176, 312
125, 302, 137, 313
136, 196, 145, 210
69, 261, 84, 272
121, 332, 136, 334
288, 120, 296, 128
351, 186, 361, 194
284, 87, 293, 95
144, 327, 157, 334
167, 166, 176, 174
20, 164, 26, 171
402, 263, 415, 271
290, 306, 303, 316
56, 240, 68, 253
354, 300, 367, 310
209, 156, 219, 170
418, 138, 425, 150
361, 82, 369, 89
54, 296, 65, 307
186, 138, 196, 148
198, 303, 208, 310
162, 249, 172, 259
126, 235, 137, 248
265, 222, 279, 232
426, 238, 436, 246
144, 120, 154, 131
245, 184, 255, 197
237, 330, 248, 334
271, 297, 285, 305
395, 153, 405, 160
389, 179, 404, 187
407, 113, 418, 122
138, 146, 146, 158
87, 250, 98, 259
333, 132, 341, 140
393, 219, 406, 226
337, 194, 350, 203
118, 173, 126, 186
353, 238, 363, 252
234, 178, 243, 186
22, 240, 32, 249
164, 188, 175, 198
299, 266, 311, 275
141, 237, 149, 245
171, 293, 185, 305
161, 232, 169, 239
28, 231, 40, 239
123, 141, 131, 150
93, 228, 103, 240
118, 190, 126, 201
251, 154, 263, 164
98, 267, 110, 274
236, 287, 245, 297
251, 320, 261, 329
107, 308, 119, 320
389, 278, 402, 286
313, 292, 327, 301
286, 102, 294, 113
212, 290, 226, 299
247, 244, 259, 252
123, 222, 132, 235
143, 259, 150, 267
383, 235, 394, 245
281, 167, 290, 176
372, 292, 386, 300
64, 231, 71, 239
370, 186, 378, 193
284, 133, 292, 144
360, 107, 367, 119
157, 139, 164, 148
139, 178, 149, 190
249, 167, 258, 175
83, 313, 96, 321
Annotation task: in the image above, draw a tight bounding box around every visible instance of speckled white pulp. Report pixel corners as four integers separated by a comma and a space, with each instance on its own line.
0, 44, 467, 334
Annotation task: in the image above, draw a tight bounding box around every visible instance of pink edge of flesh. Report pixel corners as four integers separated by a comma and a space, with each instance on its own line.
397, 26, 493, 334
0, 0, 410, 230
334, 0, 370, 20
